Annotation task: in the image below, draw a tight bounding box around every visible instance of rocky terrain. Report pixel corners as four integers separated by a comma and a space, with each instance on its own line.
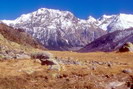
0, 23, 45, 60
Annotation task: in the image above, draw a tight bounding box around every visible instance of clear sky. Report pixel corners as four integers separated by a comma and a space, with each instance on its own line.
0, 0, 133, 20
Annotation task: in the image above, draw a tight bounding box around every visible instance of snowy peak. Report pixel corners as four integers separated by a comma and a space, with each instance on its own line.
101, 14, 115, 19
93, 13, 133, 32
2, 8, 76, 27
2, 20, 16, 26
98, 14, 116, 23
107, 13, 133, 32
86, 13, 133, 32
36, 8, 74, 16
96, 14, 116, 31
87, 16, 96, 23
33, 8, 75, 20
2, 8, 133, 32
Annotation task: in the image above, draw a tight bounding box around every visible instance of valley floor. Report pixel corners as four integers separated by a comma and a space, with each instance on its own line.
0, 51, 133, 89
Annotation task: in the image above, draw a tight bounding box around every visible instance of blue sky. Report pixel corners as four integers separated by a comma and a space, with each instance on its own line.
0, 0, 133, 20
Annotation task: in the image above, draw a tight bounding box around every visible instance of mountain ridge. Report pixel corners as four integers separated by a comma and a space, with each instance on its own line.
2, 8, 133, 32
2, 8, 106, 50
1, 8, 133, 50
79, 28, 133, 52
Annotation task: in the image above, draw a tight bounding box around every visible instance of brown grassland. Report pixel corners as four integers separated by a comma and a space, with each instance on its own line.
0, 51, 133, 89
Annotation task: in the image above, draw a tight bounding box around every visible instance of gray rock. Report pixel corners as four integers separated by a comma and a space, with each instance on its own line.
15, 54, 31, 59
0, 48, 30, 60
55, 57, 81, 65
31, 52, 59, 65
31, 52, 53, 60
106, 81, 126, 89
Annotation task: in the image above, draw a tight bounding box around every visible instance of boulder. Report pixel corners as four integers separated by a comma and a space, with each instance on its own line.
31, 52, 58, 65
31, 52, 61, 71
119, 42, 133, 52
31, 52, 53, 60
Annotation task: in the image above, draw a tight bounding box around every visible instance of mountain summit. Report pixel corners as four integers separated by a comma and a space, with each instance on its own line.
96, 13, 133, 32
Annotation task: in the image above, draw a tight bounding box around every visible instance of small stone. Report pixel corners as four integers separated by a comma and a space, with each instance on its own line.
90, 66, 96, 70
105, 75, 110, 78
24, 70, 35, 75
107, 63, 112, 68
122, 69, 132, 74
51, 73, 58, 78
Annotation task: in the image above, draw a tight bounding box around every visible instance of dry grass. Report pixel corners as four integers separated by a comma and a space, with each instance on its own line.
49, 51, 133, 62
0, 62, 95, 89
0, 51, 133, 89
49, 51, 133, 74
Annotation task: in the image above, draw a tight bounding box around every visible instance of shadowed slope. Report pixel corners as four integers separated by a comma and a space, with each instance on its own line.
79, 28, 133, 52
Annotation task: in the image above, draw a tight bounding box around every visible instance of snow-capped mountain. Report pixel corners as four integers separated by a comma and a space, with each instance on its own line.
2, 8, 105, 50
95, 14, 133, 32
2, 8, 133, 50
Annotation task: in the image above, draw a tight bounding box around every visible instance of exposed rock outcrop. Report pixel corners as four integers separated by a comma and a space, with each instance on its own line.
0, 46, 31, 60
119, 42, 133, 52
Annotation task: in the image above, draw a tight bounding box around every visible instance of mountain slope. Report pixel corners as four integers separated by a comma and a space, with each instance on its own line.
2, 8, 106, 50
79, 28, 133, 52
0, 23, 44, 50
